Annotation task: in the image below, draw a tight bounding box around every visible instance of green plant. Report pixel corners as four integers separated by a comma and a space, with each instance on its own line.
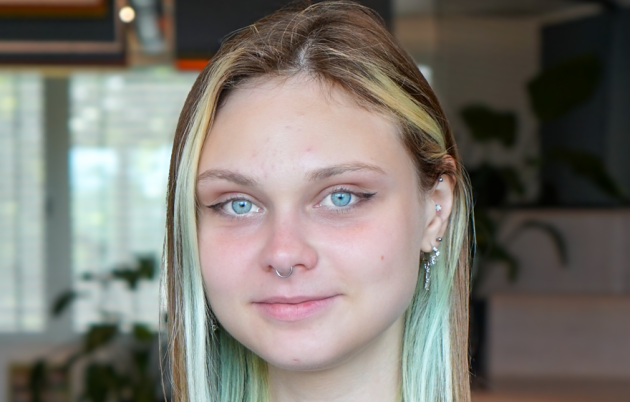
32, 255, 163, 402
462, 53, 627, 294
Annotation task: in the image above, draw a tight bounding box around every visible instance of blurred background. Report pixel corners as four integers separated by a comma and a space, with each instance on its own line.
0, 0, 629, 401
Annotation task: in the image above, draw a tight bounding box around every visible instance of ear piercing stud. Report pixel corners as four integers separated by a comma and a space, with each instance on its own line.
435, 175, 444, 213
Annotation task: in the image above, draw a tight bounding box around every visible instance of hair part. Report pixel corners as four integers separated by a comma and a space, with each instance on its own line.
164, 2, 472, 401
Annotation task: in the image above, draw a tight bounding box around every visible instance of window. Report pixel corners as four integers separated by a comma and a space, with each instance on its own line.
0, 73, 45, 332
69, 70, 196, 331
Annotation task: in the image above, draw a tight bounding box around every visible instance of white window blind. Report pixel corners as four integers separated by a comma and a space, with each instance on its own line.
0, 73, 45, 332
69, 70, 196, 331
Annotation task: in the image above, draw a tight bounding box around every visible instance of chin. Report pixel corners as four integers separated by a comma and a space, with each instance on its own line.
259, 349, 346, 372
247, 332, 362, 373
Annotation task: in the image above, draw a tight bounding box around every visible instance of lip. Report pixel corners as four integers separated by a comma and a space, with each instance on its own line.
253, 295, 339, 321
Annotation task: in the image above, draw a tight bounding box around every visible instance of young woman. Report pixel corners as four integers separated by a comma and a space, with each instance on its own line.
164, 2, 472, 401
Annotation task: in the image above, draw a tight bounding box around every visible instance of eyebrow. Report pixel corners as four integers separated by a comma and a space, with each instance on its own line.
306, 162, 386, 182
197, 169, 258, 187
197, 162, 386, 187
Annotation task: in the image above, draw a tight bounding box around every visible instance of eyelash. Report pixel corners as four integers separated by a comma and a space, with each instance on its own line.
208, 196, 259, 220
317, 187, 376, 214
207, 187, 376, 219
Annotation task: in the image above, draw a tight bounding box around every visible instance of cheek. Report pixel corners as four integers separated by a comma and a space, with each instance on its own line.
197, 225, 260, 304
312, 214, 421, 351
321, 207, 423, 295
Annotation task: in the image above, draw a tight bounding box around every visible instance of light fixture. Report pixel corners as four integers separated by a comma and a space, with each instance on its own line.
119, 6, 136, 23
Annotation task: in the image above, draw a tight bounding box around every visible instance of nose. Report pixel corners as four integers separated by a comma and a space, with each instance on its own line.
259, 213, 318, 276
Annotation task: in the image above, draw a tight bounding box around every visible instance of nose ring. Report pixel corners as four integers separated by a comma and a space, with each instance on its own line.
275, 266, 293, 278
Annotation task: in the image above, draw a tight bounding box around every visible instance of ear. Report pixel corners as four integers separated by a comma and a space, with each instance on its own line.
421, 163, 455, 252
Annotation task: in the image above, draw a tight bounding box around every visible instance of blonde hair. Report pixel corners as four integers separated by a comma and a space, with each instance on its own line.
164, 2, 472, 401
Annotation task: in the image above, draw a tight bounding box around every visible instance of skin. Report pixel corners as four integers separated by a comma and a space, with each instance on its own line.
196, 75, 454, 402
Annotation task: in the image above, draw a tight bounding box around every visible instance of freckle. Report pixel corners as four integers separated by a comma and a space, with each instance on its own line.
381, 255, 384, 260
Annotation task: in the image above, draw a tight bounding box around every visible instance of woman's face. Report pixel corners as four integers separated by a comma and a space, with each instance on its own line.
196, 76, 431, 371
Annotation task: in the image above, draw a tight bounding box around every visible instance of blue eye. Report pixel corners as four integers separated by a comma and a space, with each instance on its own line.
330, 192, 352, 207
231, 200, 252, 214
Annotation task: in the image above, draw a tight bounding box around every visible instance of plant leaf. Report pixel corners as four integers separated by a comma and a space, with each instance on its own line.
84, 363, 120, 402
51, 290, 77, 317
525, 156, 541, 167
84, 324, 118, 353
133, 350, 151, 374
136, 254, 156, 280
112, 266, 141, 290
527, 53, 601, 121
472, 207, 496, 250
486, 244, 519, 282
510, 220, 568, 266
29, 359, 47, 402
499, 166, 526, 196
132, 323, 155, 342
472, 208, 519, 282
461, 104, 517, 147
546, 148, 628, 202
469, 165, 511, 207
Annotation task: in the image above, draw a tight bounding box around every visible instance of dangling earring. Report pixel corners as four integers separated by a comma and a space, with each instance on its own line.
209, 310, 218, 332
423, 239, 441, 291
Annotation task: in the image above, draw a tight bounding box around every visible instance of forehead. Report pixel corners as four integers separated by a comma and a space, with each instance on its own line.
199, 75, 414, 182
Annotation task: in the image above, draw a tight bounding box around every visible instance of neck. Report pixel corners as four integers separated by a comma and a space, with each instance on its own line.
267, 318, 404, 402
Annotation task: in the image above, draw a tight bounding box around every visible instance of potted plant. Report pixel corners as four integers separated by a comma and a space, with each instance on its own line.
462, 53, 628, 382
30, 255, 166, 402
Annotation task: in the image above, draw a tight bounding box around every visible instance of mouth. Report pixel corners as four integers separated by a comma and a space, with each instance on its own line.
252, 295, 339, 321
